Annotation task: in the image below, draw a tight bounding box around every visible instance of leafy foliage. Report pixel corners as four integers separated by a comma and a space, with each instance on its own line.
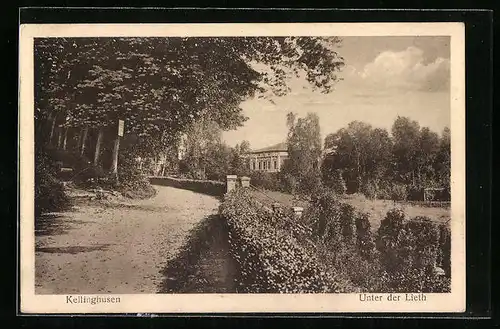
282, 112, 323, 195
376, 209, 450, 292
220, 186, 450, 293
35, 37, 344, 152
322, 116, 450, 200
34, 37, 345, 207
220, 188, 353, 293
34, 147, 71, 216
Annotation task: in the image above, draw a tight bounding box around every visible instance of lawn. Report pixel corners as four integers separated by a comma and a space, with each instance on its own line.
248, 188, 450, 232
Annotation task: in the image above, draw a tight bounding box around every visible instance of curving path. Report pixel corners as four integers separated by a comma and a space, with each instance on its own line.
35, 185, 222, 294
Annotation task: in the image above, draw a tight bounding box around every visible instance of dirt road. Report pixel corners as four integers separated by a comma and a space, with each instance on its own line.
35, 185, 223, 294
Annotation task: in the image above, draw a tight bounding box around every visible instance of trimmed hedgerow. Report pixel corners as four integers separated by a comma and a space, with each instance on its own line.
220, 188, 354, 293
149, 176, 225, 197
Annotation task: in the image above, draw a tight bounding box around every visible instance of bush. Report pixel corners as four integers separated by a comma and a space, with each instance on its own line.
303, 189, 341, 241
389, 183, 409, 201
361, 180, 379, 200
360, 180, 410, 201
297, 170, 323, 196
279, 172, 299, 194
303, 190, 382, 291
355, 211, 376, 260
220, 188, 353, 293
438, 223, 451, 277
376, 209, 450, 292
35, 148, 71, 216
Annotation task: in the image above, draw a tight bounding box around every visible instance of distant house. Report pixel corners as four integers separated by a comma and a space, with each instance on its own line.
245, 142, 288, 173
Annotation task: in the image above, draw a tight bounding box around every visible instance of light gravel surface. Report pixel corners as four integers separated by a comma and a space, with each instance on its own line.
35, 185, 220, 294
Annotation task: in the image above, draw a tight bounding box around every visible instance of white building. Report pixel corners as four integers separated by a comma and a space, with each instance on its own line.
245, 142, 288, 173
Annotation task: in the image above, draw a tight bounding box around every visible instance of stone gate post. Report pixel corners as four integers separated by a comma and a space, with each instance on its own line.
240, 176, 250, 188
226, 175, 237, 193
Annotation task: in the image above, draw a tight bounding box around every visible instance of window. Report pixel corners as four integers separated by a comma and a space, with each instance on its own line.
263, 161, 266, 170
252, 161, 256, 170
258, 161, 261, 170
267, 161, 271, 170
274, 161, 277, 169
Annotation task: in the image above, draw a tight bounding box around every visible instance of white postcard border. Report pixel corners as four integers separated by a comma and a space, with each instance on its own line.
19, 22, 466, 314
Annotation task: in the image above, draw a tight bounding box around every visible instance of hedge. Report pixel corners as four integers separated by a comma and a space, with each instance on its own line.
221, 187, 451, 293
149, 176, 225, 197
219, 188, 354, 293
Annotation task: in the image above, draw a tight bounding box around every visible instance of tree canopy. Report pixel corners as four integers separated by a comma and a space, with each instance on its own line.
322, 116, 450, 196
35, 37, 344, 156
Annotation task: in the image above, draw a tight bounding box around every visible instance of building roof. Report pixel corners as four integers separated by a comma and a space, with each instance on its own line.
249, 142, 287, 154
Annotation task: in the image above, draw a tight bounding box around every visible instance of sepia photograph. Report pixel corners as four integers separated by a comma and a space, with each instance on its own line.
19, 22, 465, 313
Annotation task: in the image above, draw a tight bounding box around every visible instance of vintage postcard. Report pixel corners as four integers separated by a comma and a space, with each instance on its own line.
19, 22, 465, 314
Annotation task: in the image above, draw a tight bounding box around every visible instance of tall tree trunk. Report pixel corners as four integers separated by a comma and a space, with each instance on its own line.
76, 128, 84, 152
111, 135, 121, 177
62, 127, 69, 150
48, 115, 57, 146
80, 127, 89, 156
93, 128, 104, 166
57, 127, 63, 149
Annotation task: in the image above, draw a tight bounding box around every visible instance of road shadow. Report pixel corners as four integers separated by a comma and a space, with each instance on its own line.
158, 214, 238, 293
35, 213, 96, 236
36, 244, 112, 254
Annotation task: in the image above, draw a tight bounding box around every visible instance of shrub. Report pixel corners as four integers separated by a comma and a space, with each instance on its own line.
303, 189, 341, 242
220, 188, 353, 293
438, 223, 451, 277
376, 208, 411, 274
339, 203, 356, 246
389, 183, 409, 201
297, 170, 323, 196
355, 211, 376, 260
35, 148, 71, 216
361, 180, 379, 200
279, 172, 299, 194
376, 209, 450, 292
326, 246, 383, 293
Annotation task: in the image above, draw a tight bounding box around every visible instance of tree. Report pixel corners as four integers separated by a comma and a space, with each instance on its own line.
231, 141, 251, 176
322, 121, 391, 193
415, 127, 440, 186
35, 37, 345, 177
434, 127, 451, 190
391, 116, 421, 185
282, 112, 323, 194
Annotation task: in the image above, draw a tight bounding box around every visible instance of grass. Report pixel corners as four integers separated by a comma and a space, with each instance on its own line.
248, 188, 450, 232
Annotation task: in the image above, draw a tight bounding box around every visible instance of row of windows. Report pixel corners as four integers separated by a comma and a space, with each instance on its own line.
251, 160, 278, 170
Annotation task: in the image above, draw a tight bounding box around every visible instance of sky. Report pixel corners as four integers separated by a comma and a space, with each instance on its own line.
221, 36, 451, 150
